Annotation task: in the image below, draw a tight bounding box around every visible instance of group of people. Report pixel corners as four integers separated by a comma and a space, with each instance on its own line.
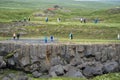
80, 18, 99, 23
45, 17, 61, 22
80, 18, 86, 23
45, 17, 99, 23
13, 33, 20, 40
44, 36, 54, 43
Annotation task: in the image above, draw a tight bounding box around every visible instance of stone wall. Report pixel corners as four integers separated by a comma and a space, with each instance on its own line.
0, 42, 120, 78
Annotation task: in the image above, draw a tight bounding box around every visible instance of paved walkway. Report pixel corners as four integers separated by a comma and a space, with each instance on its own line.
0, 38, 58, 44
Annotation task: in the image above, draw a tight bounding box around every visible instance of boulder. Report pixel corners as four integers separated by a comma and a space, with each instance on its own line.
95, 52, 101, 61
50, 56, 61, 66
0, 56, 6, 68
49, 64, 64, 76
101, 48, 108, 62
49, 71, 57, 77
2, 77, 11, 80
20, 57, 30, 67
83, 66, 94, 77
65, 67, 85, 78
84, 46, 95, 58
83, 63, 103, 77
7, 57, 15, 67
92, 64, 103, 76
103, 61, 119, 73
77, 45, 85, 53
32, 71, 42, 78
7, 73, 16, 79
39, 60, 50, 73
70, 58, 83, 66
17, 76, 29, 80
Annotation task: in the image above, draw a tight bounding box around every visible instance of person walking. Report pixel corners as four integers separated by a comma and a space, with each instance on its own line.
13, 33, 16, 40
57, 18, 61, 22
50, 36, 54, 42
94, 18, 98, 24
45, 17, 48, 22
16, 33, 20, 40
83, 18, 86, 23
117, 34, 120, 40
69, 32, 73, 40
80, 18, 83, 23
44, 36, 48, 43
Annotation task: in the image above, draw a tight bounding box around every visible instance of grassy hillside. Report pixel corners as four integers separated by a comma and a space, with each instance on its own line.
0, 0, 119, 22
0, 0, 120, 41
0, 0, 120, 9
0, 8, 33, 22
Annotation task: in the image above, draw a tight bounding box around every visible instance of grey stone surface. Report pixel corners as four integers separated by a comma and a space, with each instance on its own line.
17, 76, 29, 80
95, 52, 101, 61
65, 67, 85, 78
0, 42, 120, 78
8, 73, 16, 79
7, 58, 15, 67
0, 56, 6, 68
49, 64, 64, 76
103, 61, 119, 73
2, 77, 11, 80
32, 71, 42, 78
49, 71, 57, 77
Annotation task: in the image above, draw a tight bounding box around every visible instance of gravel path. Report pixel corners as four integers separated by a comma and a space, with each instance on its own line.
0, 38, 58, 44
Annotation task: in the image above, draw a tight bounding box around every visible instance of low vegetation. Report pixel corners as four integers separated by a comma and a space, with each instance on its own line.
0, 69, 120, 80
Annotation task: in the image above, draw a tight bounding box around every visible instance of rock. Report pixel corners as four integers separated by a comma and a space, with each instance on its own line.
70, 58, 83, 66
50, 56, 61, 66
103, 61, 119, 73
63, 64, 71, 72
0, 69, 4, 74
83, 66, 94, 77
107, 46, 118, 60
30, 63, 40, 72
65, 67, 85, 78
40, 60, 50, 73
8, 73, 16, 79
20, 57, 30, 67
7, 57, 15, 67
49, 71, 57, 77
17, 76, 29, 80
84, 46, 95, 58
101, 48, 108, 62
2, 77, 11, 80
83, 62, 103, 77
17, 72, 29, 80
95, 52, 101, 61
92, 64, 103, 76
49, 64, 64, 76
77, 45, 85, 53
32, 71, 42, 78
0, 56, 6, 68
0, 45, 9, 56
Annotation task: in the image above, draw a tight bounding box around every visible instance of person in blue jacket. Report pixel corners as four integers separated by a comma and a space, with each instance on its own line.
45, 17, 48, 22
69, 32, 73, 40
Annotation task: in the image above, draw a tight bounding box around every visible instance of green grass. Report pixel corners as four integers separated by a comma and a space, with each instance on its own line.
1, 69, 120, 80
0, 8, 33, 22
0, 22, 120, 41
16, 22, 119, 40
0, 0, 120, 41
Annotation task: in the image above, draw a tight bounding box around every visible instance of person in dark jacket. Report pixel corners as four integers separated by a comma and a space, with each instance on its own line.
69, 32, 73, 40
16, 33, 20, 40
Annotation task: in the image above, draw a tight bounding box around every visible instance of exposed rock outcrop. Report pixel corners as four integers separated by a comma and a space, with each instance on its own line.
0, 42, 120, 78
